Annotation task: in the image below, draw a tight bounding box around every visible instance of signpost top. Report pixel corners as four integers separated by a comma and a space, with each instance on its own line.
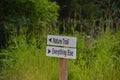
47, 35, 77, 47
46, 35, 77, 80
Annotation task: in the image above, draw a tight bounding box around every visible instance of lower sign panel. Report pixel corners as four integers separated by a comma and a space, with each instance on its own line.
46, 46, 76, 59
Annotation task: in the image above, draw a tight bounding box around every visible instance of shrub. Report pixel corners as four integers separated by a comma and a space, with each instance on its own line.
1, 0, 59, 27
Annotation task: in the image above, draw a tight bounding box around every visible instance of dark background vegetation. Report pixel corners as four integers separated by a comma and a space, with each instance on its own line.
0, 0, 120, 48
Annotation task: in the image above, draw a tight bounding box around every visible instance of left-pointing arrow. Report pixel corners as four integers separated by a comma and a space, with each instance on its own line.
48, 49, 51, 54
49, 38, 52, 42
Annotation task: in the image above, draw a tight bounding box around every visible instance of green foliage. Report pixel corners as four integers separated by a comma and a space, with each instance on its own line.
0, 28, 120, 80
0, 0, 120, 80
1, 0, 59, 28
55, 0, 120, 19
0, 0, 59, 49
69, 31, 120, 80
0, 29, 58, 80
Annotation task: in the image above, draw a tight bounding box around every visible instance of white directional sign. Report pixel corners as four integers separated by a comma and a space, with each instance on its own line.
47, 35, 76, 47
46, 46, 76, 59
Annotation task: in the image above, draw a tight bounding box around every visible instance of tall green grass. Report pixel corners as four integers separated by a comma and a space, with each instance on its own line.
68, 31, 120, 80
0, 27, 120, 80
0, 29, 59, 80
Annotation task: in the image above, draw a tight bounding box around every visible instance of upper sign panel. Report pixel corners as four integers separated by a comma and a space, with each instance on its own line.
47, 35, 76, 47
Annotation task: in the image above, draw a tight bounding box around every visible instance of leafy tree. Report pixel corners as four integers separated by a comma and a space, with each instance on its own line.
0, 0, 59, 48
0, 0, 59, 27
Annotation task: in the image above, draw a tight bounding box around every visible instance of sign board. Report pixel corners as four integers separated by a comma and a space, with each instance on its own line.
46, 46, 76, 59
46, 35, 77, 80
47, 35, 76, 47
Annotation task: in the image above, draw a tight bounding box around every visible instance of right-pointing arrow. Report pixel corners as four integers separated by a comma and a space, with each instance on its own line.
49, 38, 52, 42
48, 49, 51, 54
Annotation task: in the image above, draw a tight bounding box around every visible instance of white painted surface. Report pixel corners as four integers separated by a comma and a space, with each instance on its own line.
46, 46, 76, 59
47, 35, 76, 47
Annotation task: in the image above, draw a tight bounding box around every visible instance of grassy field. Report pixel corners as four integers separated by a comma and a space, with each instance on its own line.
0, 27, 120, 80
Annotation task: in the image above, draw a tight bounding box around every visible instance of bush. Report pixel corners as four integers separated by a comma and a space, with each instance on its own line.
1, 0, 59, 28
0, 0, 59, 48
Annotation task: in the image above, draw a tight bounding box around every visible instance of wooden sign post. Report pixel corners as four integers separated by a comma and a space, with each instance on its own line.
59, 58, 68, 80
46, 35, 77, 80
